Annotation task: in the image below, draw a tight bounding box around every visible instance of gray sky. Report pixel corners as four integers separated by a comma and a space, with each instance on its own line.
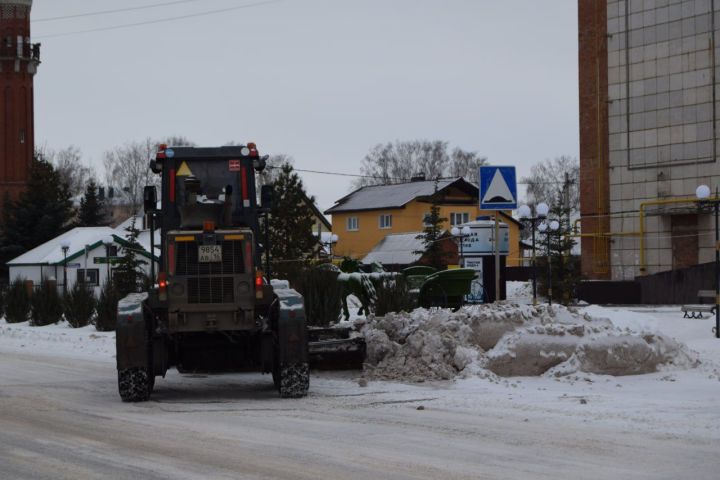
32, 0, 578, 211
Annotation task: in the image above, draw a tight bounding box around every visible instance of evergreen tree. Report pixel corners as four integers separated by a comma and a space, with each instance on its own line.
4, 278, 29, 324
414, 179, 449, 270
537, 203, 580, 305
112, 215, 146, 297
78, 179, 107, 227
0, 155, 74, 279
63, 282, 96, 328
268, 164, 318, 281
30, 278, 63, 327
95, 281, 121, 332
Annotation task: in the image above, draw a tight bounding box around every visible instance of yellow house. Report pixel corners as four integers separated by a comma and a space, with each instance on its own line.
325, 178, 522, 266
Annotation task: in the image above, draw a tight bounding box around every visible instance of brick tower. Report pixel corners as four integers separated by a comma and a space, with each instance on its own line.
0, 0, 39, 206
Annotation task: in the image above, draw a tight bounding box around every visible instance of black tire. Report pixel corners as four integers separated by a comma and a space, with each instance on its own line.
278, 363, 309, 398
118, 367, 152, 402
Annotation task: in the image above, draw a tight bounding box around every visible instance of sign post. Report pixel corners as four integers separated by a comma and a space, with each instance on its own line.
479, 166, 517, 302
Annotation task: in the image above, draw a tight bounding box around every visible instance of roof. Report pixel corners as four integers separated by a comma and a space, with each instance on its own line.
302, 193, 332, 230
362, 232, 425, 265
8, 217, 161, 267
325, 178, 473, 214
7, 227, 118, 266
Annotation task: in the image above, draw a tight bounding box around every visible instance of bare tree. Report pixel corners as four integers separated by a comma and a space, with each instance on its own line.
160, 135, 196, 147
354, 140, 486, 188
449, 148, 488, 179
521, 155, 579, 212
103, 138, 158, 210
39, 145, 94, 198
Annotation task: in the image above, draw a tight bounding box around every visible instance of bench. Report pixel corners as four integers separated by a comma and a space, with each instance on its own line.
682, 290, 717, 319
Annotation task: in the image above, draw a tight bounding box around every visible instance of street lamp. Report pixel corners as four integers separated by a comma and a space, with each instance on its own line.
103, 235, 114, 286
451, 225, 472, 267
59, 239, 71, 295
696, 184, 719, 339
518, 202, 549, 305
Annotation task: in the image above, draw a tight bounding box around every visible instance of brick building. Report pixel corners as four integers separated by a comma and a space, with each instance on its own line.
0, 0, 39, 207
579, 0, 720, 280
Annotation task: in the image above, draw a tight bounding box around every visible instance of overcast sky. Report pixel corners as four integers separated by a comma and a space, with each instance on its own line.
31, 0, 578, 211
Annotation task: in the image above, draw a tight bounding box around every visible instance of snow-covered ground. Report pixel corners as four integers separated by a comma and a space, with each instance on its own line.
1, 295, 720, 478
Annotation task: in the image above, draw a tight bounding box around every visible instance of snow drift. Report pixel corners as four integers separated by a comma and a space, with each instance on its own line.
359, 304, 699, 381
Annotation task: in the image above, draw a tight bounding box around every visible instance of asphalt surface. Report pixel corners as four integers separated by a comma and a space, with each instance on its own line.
0, 349, 717, 480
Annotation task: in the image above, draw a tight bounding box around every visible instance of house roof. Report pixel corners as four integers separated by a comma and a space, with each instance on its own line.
362, 232, 425, 265
7, 227, 118, 266
302, 193, 332, 230
325, 178, 473, 214
7, 218, 161, 267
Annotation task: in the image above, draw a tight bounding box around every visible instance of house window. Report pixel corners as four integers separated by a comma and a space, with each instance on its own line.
450, 212, 470, 226
422, 213, 432, 227
379, 214, 392, 229
107, 245, 118, 257
346, 216, 359, 231
77, 269, 100, 286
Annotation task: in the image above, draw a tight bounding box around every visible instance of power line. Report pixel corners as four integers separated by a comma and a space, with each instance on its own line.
34, 0, 283, 39
33, 0, 210, 23
266, 165, 565, 185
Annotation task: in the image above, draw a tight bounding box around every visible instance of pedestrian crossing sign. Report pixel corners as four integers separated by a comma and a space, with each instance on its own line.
479, 166, 517, 210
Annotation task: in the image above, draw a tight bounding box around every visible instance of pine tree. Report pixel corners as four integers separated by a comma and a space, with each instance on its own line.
30, 278, 63, 327
268, 164, 318, 281
0, 155, 74, 279
414, 179, 449, 270
112, 215, 146, 297
78, 179, 107, 227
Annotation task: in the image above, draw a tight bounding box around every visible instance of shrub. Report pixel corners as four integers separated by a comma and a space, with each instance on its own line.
374, 275, 415, 317
0, 285, 5, 320
30, 279, 63, 326
4, 277, 31, 324
63, 282, 96, 328
299, 266, 342, 327
95, 281, 121, 332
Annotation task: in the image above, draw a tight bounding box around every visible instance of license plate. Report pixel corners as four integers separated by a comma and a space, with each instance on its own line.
198, 245, 222, 263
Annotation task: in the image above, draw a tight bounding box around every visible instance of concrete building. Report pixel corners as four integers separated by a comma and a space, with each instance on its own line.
0, 0, 39, 206
579, 0, 720, 280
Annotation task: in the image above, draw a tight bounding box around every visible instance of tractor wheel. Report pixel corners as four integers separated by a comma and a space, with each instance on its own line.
118, 367, 153, 402
278, 363, 309, 398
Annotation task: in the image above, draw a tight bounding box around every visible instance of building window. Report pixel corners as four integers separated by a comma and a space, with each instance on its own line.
107, 245, 118, 257
346, 216, 359, 231
379, 214, 392, 229
423, 213, 432, 226
77, 269, 100, 286
450, 212, 470, 226
19, 129, 25, 144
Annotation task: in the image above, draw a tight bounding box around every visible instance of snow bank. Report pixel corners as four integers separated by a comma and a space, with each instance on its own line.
0, 318, 115, 360
360, 303, 699, 381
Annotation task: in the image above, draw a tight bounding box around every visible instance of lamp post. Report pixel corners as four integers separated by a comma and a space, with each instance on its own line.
696, 184, 719, 339
103, 235, 114, 287
60, 240, 71, 295
451, 225, 472, 267
538, 220, 560, 305
518, 202, 549, 306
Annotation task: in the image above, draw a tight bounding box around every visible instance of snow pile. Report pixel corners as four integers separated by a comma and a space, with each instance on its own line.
360, 304, 699, 381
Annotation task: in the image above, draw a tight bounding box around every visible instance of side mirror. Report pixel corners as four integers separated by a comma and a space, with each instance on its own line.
143, 185, 158, 213
261, 185, 273, 210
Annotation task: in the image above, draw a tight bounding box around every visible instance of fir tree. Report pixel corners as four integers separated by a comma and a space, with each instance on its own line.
537, 203, 580, 305
112, 215, 146, 297
78, 179, 107, 227
30, 278, 63, 327
414, 179, 449, 270
268, 164, 318, 281
0, 155, 74, 279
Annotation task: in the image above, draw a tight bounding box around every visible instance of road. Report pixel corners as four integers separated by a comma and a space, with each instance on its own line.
0, 348, 717, 480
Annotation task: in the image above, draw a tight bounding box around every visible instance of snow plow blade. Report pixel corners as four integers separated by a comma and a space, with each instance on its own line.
308, 326, 366, 370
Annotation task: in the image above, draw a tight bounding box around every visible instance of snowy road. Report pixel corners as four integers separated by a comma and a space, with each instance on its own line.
1, 338, 719, 479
